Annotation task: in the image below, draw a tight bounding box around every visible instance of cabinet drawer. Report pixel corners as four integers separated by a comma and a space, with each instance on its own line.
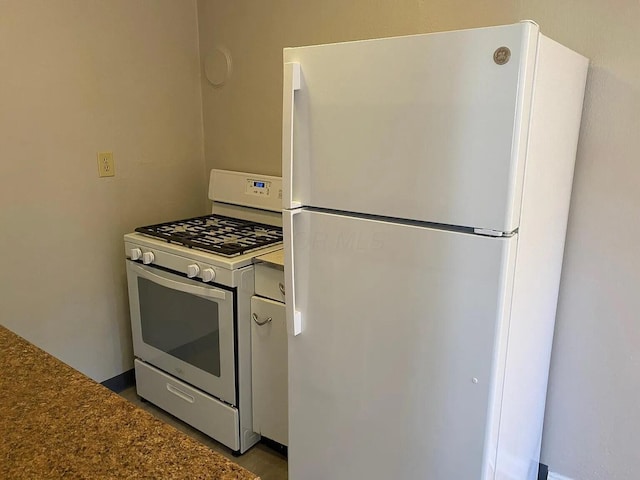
255, 262, 285, 302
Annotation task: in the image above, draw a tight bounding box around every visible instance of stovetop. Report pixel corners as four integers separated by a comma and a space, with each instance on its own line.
135, 214, 283, 257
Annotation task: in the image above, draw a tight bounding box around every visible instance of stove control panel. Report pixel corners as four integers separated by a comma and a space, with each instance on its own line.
125, 239, 242, 287
209, 169, 282, 212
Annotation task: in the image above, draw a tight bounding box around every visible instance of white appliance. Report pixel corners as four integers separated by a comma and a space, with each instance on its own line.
125, 169, 283, 454
282, 21, 588, 480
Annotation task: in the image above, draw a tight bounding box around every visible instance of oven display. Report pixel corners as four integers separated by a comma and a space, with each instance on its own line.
246, 178, 271, 196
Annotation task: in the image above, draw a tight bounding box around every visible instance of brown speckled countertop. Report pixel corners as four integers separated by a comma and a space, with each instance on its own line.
0, 325, 259, 480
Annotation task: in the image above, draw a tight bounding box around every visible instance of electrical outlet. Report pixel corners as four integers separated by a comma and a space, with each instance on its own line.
97, 151, 115, 177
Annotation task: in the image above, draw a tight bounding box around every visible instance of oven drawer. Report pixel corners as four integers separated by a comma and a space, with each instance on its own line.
134, 359, 240, 451
255, 262, 285, 302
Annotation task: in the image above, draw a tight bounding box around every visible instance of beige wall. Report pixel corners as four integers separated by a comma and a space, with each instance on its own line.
197, 0, 640, 478
0, 0, 207, 382
523, 2, 640, 479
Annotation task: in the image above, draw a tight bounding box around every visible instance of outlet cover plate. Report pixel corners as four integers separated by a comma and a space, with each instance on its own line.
98, 151, 115, 177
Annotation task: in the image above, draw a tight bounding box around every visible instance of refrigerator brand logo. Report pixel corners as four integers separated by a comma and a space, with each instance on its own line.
298, 230, 384, 252
493, 46, 511, 65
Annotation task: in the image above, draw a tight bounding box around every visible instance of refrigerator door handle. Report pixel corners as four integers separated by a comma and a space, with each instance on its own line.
283, 208, 303, 336
282, 62, 301, 209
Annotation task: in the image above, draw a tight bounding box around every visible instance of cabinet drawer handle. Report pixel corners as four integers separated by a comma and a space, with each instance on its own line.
278, 282, 285, 296
252, 313, 273, 326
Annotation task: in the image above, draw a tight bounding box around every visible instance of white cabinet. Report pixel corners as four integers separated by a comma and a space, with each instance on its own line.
251, 254, 288, 446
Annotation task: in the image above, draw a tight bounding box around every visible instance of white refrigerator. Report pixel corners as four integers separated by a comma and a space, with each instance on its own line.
282, 21, 588, 480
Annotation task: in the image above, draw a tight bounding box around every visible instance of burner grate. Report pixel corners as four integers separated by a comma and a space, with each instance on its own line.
135, 214, 283, 257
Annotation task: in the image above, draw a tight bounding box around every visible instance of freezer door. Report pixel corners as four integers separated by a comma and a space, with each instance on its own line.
286, 210, 516, 480
283, 22, 538, 232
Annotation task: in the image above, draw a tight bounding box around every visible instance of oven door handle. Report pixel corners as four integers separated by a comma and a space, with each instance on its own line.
128, 262, 226, 301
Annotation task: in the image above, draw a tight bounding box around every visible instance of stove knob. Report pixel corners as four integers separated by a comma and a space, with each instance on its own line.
202, 268, 216, 283
187, 264, 200, 278
130, 248, 142, 261
142, 251, 155, 265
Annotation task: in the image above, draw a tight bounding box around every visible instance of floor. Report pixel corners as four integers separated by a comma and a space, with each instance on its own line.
119, 386, 288, 480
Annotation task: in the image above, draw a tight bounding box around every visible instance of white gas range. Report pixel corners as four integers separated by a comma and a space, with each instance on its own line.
124, 169, 283, 454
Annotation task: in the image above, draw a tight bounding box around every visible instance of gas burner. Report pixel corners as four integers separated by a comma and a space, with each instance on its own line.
135, 214, 283, 257
172, 225, 194, 235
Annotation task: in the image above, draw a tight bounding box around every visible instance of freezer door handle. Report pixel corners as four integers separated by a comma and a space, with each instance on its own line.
283, 208, 303, 336
282, 62, 301, 210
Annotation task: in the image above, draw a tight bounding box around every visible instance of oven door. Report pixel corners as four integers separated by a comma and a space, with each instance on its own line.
126, 260, 236, 406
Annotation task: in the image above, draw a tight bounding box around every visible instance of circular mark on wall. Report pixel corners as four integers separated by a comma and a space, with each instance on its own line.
205, 46, 233, 87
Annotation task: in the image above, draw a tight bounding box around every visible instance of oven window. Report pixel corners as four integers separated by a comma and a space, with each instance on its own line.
138, 277, 221, 377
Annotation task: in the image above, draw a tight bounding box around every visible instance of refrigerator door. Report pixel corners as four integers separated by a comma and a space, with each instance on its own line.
283, 22, 538, 232
286, 210, 516, 480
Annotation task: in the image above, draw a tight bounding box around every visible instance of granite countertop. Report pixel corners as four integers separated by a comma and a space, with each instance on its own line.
0, 325, 259, 480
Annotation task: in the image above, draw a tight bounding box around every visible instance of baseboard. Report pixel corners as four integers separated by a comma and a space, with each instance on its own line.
260, 436, 288, 458
101, 368, 135, 393
538, 463, 549, 480
548, 472, 574, 480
